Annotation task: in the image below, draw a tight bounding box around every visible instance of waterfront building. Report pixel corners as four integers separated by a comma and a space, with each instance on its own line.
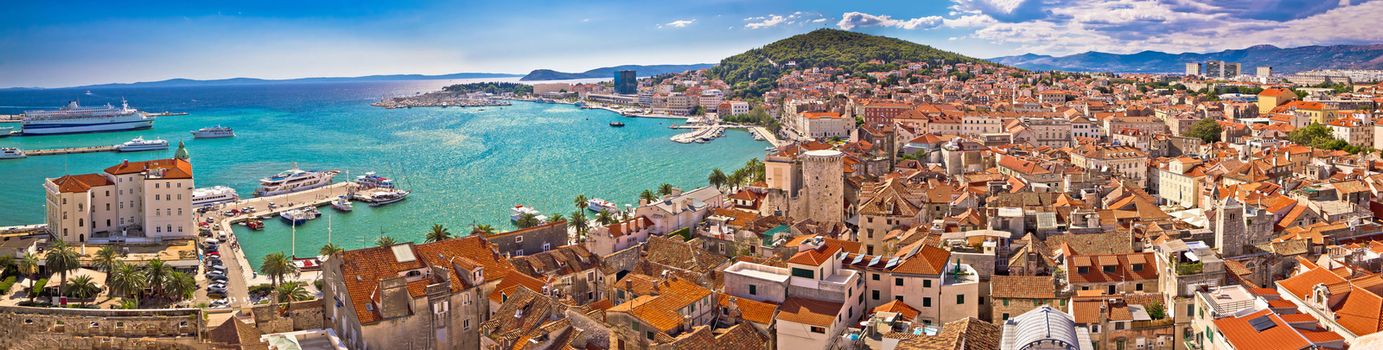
584, 93, 639, 106
532, 83, 572, 95
483, 220, 568, 257
45, 158, 194, 243
798, 111, 852, 141
614, 70, 637, 95
585, 215, 656, 256
698, 89, 724, 112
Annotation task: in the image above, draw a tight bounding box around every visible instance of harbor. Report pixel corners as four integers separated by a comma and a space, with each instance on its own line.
668, 123, 786, 147
4, 137, 172, 158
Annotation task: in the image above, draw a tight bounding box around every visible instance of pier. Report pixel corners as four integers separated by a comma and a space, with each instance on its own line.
668, 123, 787, 147
24, 145, 118, 156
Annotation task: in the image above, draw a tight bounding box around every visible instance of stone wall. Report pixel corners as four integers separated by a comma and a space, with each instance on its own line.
250, 299, 326, 334
602, 243, 644, 274
0, 306, 203, 349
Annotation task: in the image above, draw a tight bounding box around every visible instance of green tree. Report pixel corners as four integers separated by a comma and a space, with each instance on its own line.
658, 183, 675, 196
425, 224, 452, 243
1184, 118, 1223, 143
640, 189, 657, 203
92, 246, 121, 275
66, 275, 101, 303
144, 258, 172, 300
17, 253, 38, 302
375, 235, 398, 247
574, 195, 588, 211
547, 213, 565, 223
166, 271, 196, 301
471, 224, 497, 236
277, 281, 311, 303
319, 243, 344, 257
515, 212, 542, 229
1147, 301, 1167, 320
108, 262, 146, 299
570, 210, 589, 240
708, 168, 728, 190
44, 240, 80, 299
596, 210, 616, 226
260, 252, 299, 289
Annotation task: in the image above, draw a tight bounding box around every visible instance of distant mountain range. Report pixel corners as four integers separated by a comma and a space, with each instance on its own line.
50, 72, 525, 90
519, 64, 714, 81
990, 44, 1383, 74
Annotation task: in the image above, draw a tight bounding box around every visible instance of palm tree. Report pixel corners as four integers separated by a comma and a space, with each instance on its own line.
0, 255, 13, 276
319, 243, 344, 257
93, 246, 121, 275
708, 168, 727, 189
260, 252, 298, 289
375, 235, 398, 247
574, 194, 588, 211
144, 258, 172, 300
640, 189, 657, 203
658, 183, 674, 196
570, 210, 589, 237
596, 209, 615, 226
471, 224, 497, 236
515, 212, 541, 229
17, 253, 39, 302
729, 168, 749, 191
108, 262, 146, 299
547, 213, 565, 223
44, 240, 80, 299
166, 271, 196, 301
276, 281, 311, 302
425, 224, 452, 243
66, 275, 100, 304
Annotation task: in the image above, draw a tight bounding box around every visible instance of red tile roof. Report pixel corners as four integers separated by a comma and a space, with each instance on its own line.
104, 158, 193, 179
50, 174, 114, 193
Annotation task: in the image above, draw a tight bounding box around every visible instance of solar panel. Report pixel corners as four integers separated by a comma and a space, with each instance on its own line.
851, 254, 865, 265
868, 256, 883, 266
885, 257, 900, 269
905, 244, 922, 259
1248, 316, 1276, 332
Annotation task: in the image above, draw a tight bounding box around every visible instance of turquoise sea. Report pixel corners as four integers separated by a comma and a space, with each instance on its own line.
0, 80, 767, 269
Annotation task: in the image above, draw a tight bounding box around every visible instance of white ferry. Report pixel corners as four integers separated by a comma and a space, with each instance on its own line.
254, 163, 339, 197
22, 99, 154, 135
587, 198, 616, 213
191, 186, 239, 207
510, 205, 548, 223
0, 148, 26, 159
191, 126, 235, 138
355, 172, 395, 189
115, 137, 169, 152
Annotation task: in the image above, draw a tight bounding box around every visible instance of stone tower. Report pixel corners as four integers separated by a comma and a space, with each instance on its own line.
1215, 197, 1247, 257
800, 150, 845, 224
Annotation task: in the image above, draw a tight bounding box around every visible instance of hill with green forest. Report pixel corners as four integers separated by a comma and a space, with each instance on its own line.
708, 29, 990, 97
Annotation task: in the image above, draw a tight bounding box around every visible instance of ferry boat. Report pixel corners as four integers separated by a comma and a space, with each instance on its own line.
355, 172, 395, 189
0, 148, 25, 159
279, 207, 320, 225
367, 190, 410, 207
609, 121, 625, 127
114, 137, 169, 152
0, 126, 13, 137
254, 164, 339, 197
21, 99, 154, 135
510, 205, 548, 223
191, 126, 235, 138
587, 198, 616, 213
331, 196, 353, 212
191, 186, 239, 207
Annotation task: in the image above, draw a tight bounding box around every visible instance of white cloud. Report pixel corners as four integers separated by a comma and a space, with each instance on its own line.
837, 12, 944, 30
745, 15, 786, 29
658, 19, 696, 29
811, 18, 828, 23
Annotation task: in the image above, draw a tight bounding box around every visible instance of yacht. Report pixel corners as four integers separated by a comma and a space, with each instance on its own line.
0, 148, 25, 159
279, 207, 320, 225
609, 121, 625, 127
115, 137, 169, 152
510, 205, 548, 223
0, 126, 13, 137
254, 163, 339, 197
587, 198, 616, 213
191, 186, 239, 207
355, 172, 395, 189
367, 190, 410, 207
22, 99, 154, 135
331, 196, 353, 212
191, 126, 235, 138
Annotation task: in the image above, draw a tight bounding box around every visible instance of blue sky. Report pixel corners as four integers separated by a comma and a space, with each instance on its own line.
3, 0, 1381, 88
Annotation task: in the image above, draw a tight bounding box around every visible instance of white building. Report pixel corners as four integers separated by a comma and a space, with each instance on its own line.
45, 158, 195, 243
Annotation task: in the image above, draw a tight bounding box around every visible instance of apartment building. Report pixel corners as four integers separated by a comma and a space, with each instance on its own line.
45, 158, 195, 243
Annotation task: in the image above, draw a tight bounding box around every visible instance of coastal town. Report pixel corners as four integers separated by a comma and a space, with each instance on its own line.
3, 15, 1383, 350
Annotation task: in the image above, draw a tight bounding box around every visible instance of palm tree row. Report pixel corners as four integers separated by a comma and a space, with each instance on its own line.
103, 258, 196, 303
707, 158, 767, 192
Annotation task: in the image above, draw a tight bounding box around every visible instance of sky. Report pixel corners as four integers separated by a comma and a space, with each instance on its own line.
3, 0, 1381, 88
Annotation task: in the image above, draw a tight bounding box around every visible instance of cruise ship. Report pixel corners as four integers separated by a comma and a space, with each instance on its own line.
254, 164, 340, 197
191, 126, 235, 138
114, 137, 169, 152
191, 186, 239, 207
21, 99, 154, 135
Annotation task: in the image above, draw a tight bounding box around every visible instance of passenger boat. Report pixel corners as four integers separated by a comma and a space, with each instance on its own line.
331, 196, 353, 212
587, 198, 616, 213
609, 121, 625, 127
191, 125, 235, 138
254, 163, 339, 197
114, 136, 169, 152
368, 190, 410, 207
279, 207, 320, 225
354, 171, 395, 189
510, 205, 548, 223
21, 99, 154, 135
191, 186, 239, 207
0, 126, 13, 137
0, 147, 26, 159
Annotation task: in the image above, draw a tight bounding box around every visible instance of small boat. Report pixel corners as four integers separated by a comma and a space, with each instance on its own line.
0, 147, 25, 159
331, 196, 353, 212
292, 257, 323, 271
279, 207, 320, 225
191, 125, 235, 138
246, 219, 265, 231
587, 198, 616, 213
83, 90, 93, 96
368, 190, 410, 207
510, 205, 548, 223
765, 146, 777, 152
0, 126, 13, 137
609, 121, 625, 127
115, 136, 169, 152
355, 171, 395, 189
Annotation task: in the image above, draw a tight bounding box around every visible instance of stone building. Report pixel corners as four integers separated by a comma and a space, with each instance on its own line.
484, 220, 568, 257
44, 158, 195, 243
990, 275, 1064, 323
799, 149, 845, 225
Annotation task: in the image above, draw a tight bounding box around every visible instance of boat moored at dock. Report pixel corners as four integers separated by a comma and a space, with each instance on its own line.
192, 186, 239, 207
366, 189, 409, 207
255, 163, 339, 197
21, 99, 154, 135
510, 204, 548, 223
587, 198, 616, 213
114, 136, 169, 152
0, 148, 26, 159
331, 196, 353, 211
192, 125, 235, 138
279, 207, 320, 225
354, 171, 395, 189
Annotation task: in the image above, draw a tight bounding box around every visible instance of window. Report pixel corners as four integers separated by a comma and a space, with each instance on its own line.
1003, 299, 1009, 306
749, 285, 757, 295
515, 249, 523, 256
872, 273, 880, 281
956, 295, 965, 304
810, 326, 826, 334
895, 295, 903, 302
872, 290, 880, 300
923, 280, 932, 288
1115, 322, 1125, 330
1136, 283, 1144, 291
1103, 265, 1116, 273
923, 297, 932, 307
895, 278, 904, 286
515, 236, 524, 243
1132, 263, 1144, 272
791, 268, 814, 279
1002, 313, 1010, 320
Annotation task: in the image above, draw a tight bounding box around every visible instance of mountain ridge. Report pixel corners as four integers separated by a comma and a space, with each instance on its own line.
519, 64, 715, 81
990, 44, 1383, 74
34, 72, 525, 90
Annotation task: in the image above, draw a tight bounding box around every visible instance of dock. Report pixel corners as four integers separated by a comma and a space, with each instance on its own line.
25, 145, 118, 156
668, 123, 787, 147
